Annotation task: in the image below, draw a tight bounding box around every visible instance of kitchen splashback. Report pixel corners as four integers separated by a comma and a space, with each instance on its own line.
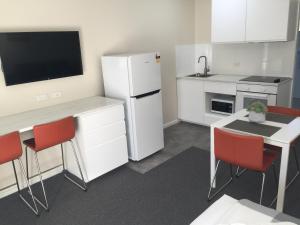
176, 41, 296, 78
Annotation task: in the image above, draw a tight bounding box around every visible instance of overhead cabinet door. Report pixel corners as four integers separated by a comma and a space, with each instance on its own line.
211, 0, 247, 43
211, 0, 295, 43
246, 0, 293, 42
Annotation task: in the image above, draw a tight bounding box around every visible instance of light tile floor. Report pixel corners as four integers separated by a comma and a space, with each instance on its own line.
127, 122, 210, 174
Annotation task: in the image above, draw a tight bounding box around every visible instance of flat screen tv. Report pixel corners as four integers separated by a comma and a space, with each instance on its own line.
0, 31, 83, 86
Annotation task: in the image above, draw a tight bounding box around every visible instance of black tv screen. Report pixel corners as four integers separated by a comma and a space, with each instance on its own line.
0, 31, 83, 86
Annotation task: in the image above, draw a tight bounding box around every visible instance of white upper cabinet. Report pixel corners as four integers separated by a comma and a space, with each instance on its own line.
211, 0, 247, 43
246, 0, 295, 42
211, 0, 297, 43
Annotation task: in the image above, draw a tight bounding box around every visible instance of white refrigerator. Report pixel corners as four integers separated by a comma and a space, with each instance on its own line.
101, 52, 164, 161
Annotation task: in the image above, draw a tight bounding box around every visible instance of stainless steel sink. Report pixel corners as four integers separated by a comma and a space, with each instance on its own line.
187, 73, 216, 78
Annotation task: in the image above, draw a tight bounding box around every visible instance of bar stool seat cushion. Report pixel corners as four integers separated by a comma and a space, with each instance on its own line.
23, 138, 39, 152
23, 116, 75, 152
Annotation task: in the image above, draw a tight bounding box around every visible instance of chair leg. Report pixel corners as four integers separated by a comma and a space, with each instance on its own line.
236, 166, 247, 177
269, 149, 300, 207
286, 147, 300, 189
62, 139, 87, 191
61, 143, 65, 171
25, 146, 29, 180
259, 173, 266, 205
269, 163, 280, 207
12, 159, 39, 216
31, 152, 49, 211
208, 160, 233, 201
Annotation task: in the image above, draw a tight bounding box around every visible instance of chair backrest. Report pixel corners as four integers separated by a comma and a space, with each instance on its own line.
268, 106, 300, 117
214, 128, 264, 171
33, 116, 75, 150
0, 131, 22, 164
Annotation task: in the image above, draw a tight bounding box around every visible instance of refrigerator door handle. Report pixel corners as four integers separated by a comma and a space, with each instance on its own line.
133, 90, 160, 99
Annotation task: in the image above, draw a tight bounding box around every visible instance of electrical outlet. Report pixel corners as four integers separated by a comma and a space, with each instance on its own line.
35, 94, 48, 102
50, 91, 62, 98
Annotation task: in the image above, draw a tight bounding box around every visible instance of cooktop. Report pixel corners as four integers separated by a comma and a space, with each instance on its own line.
239, 76, 288, 83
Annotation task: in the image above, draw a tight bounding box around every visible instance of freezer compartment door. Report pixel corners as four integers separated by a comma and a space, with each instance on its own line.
130, 91, 164, 161
128, 52, 161, 97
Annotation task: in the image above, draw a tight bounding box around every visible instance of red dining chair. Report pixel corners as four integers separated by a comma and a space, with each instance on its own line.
208, 128, 278, 204
0, 132, 39, 215
23, 116, 87, 211
267, 105, 300, 189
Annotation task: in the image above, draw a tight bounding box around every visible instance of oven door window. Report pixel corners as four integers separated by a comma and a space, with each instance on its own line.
243, 96, 268, 109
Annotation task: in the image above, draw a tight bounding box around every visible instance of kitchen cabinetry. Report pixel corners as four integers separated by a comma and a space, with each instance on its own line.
211, 0, 297, 43
246, 0, 296, 42
66, 103, 128, 182
211, 0, 247, 43
177, 79, 205, 124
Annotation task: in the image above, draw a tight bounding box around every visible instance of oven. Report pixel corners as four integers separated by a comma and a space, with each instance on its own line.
236, 91, 277, 111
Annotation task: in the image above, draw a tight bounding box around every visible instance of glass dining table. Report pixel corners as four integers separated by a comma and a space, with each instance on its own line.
210, 109, 300, 212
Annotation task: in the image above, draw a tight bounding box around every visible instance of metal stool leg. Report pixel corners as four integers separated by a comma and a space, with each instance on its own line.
208, 160, 233, 201
236, 166, 247, 177
29, 152, 49, 211
269, 163, 279, 207
62, 140, 87, 191
12, 159, 39, 215
259, 173, 266, 205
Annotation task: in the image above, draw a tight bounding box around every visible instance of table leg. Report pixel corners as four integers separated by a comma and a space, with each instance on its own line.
210, 126, 216, 188
276, 143, 290, 212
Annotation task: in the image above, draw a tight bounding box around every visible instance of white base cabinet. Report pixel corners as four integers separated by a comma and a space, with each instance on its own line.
65, 104, 128, 182
177, 79, 205, 124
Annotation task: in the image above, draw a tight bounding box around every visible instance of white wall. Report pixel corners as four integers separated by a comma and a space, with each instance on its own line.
0, 0, 195, 125
0, 0, 195, 192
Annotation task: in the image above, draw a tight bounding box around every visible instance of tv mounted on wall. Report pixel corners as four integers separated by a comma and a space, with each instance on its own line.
0, 31, 83, 86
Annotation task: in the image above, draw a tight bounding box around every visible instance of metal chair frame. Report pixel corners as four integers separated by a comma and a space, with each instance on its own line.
25, 138, 87, 211
12, 158, 39, 215
208, 160, 278, 205
269, 146, 299, 206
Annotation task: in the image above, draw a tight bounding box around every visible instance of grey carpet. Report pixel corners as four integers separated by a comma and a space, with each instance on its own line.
127, 122, 210, 174
1, 147, 300, 225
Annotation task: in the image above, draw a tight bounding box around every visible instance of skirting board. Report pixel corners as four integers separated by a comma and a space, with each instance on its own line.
163, 119, 179, 128
0, 165, 63, 200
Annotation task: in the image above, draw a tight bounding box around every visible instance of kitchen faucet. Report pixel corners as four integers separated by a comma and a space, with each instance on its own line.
198, 55, 210, 76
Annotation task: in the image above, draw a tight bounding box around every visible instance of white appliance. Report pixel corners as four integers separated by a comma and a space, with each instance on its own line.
101, 52, 164, 161
236, 76, 291, 111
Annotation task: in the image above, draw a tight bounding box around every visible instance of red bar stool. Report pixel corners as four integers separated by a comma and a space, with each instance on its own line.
0, 131, 39, 215
23, 116, 87, 210
208, 128, 278, 205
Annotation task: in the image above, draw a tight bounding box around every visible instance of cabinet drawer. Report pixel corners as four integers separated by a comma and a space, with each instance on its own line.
237, 84, 277, 94
79, 121, 126, 150
84, 135, 128, 181
204, 81, 236, 95
77, 104, 124, 130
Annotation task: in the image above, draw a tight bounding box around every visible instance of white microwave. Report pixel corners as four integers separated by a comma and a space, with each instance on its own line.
211, 98, 235, 115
